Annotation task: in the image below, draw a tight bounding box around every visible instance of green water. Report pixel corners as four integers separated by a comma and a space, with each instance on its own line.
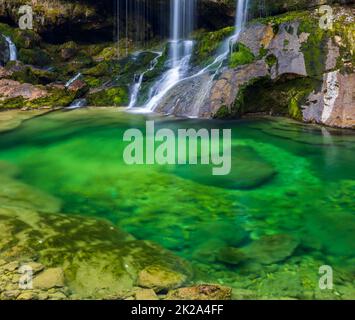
0, 109, 354, 298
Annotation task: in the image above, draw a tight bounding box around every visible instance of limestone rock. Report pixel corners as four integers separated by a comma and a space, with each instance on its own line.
0, 79, 48, 101
167, 284, 232, 300
269, 22, 307, 79
137, 265, 187, 292
302, 71, 355, 129
33, 268, 65, 290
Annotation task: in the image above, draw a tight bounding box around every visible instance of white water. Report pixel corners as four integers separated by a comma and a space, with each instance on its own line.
128, 51, 163, 109
67, 99, 87, 109
143, 0, 196, 111
127, 0, 249, 116
3, 36, 17, 61
65, 73, 82, 88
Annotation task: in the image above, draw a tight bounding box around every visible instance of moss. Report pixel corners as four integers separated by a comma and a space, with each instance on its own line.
298, 16, 328, 79
83, 62, 111, 77
191, 27, 234, 66
265, 54, 277, 68
0, 97, 25, 109
240, 76, 321, 119
214, 105, 232, 119
85, 77, 102, 88
87, 87, 129, 106
229, 43, 255, 68
28, 88, 76, 108
11, 66, 56, 85
18, 48, 52, 67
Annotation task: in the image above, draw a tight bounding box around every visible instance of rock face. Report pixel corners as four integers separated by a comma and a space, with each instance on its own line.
302, 71, 355, 129
205, 60, 270, 117
268, 22, 307, 79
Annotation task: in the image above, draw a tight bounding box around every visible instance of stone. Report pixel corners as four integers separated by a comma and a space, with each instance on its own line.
0, 66, 13, 79
24, 262, 45, 274
137, 265, 187, 292
3, 261, 19, 272
239, 23, 274, 56
33, 268, 65, 290
1, 290, 20, 300
0, 79, 48, 101
167, 284, 232, 300
302, 71, 355, 129
48, 292, 67, 300
17, 291, 39, 300
135, 288, 159, 300
66, 79, 87, 93
269, 22, 307, 79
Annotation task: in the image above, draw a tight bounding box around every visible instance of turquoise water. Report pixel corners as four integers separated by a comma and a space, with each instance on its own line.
0, 109, 354, 298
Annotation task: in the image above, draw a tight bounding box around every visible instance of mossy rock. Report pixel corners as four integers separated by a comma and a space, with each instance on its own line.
18, 48, 51, 67
10, 66, 56, 85
191, 26, 234, 66
87, 87, 129, 106
13, 29, 41, 49
229, 43, 255, 68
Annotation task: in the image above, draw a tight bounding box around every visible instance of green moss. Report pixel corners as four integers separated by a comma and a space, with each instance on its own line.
288, 97, 303, 121
18, 48, 52, 67
11, 66, 56, 85
298, 16, 328, 79
87, 87, 129, 106
0, 97, 25, 109
265, 54, 277, 68
83, 62, 111, 77
229, 43, 255, 68
192, 27, 234, 66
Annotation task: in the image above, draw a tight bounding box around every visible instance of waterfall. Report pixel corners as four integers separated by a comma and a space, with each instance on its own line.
128, 51, 163, 109
143, 0, 196, 111
3, 36, 17, 61
67, 99, 87, 109
65, 73, 82, 88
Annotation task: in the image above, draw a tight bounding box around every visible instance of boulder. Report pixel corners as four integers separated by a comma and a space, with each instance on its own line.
33, 268, 65, 290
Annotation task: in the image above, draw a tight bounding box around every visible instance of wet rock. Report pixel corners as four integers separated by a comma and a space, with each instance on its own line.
1, 290, 20, 300
0, 66, 13, 79
66, 79, 88, 94
33, 268, 65, 290
135, 288, 159, 300
137, 265, 187, 292
167, 284, 232, 300
3, 261, 19, 272
205, 60, 269, 117
25, 262, 45, 274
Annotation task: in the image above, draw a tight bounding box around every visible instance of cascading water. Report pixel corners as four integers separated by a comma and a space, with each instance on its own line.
142, 0, 196, 111
128, 51, 163, 108
3, 36, 17, 61
126, 0, 249, 116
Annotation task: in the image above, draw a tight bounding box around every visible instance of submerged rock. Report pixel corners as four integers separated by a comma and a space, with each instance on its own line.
242, 234, 300, 265
172, 146, 276, 190
33, 268, 65, 290
166, 284, 232, 300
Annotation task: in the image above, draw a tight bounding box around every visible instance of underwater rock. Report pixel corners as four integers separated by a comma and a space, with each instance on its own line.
0, 175, 61, 213
0, 160, 20, 178
173, 146, 276, 190
137, 265, 187, 292
216, 247, 247, 265
166, 284, 232, 300
242, 234, 299, 265
33, 268, 65, 290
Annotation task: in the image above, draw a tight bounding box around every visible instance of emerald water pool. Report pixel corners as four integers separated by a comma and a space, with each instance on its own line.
0, 108, 354, 299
